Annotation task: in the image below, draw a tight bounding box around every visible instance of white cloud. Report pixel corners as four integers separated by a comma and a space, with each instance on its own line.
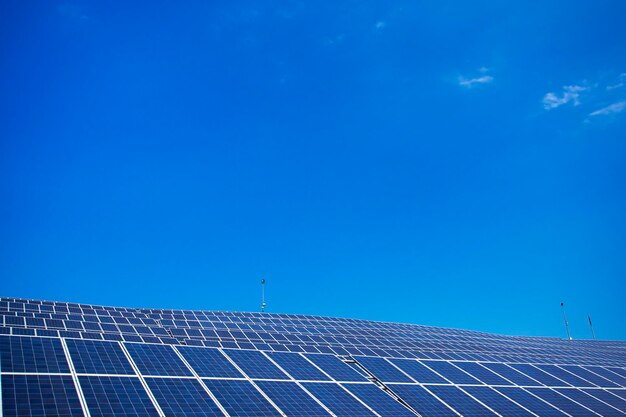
375, 21, 386, 30
606, 73, 626, 91
588, 100, 626, 117
458, 75, 494, 88
542, 85, 587, 110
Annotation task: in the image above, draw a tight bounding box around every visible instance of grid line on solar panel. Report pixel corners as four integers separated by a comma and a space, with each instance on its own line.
582, 388, 626, 413
124, 343, 192, 376
1, 374, 84, 417
202, 378, 282, 417
536, 364, 596, 387
525, 387, 599, 417
342, 382, 420, 417
301, 382, 377, 417
0, 335, 70, 373
353, 356, 414, 383
255, 380, 333, 417
509, 364, 571, 387
79, 376, 160, 417
264, 351, 331, 381
494, 386, 568, 416
146, 377, 225, 417
480, 362, 543, 387
66, 339, 134, 375
460, 386, 535, 416
452, 361, 514, 386
562, 365, 620, 388
389, 358, 449, 384
555, 388, 624, 416
175, 346, 244, 379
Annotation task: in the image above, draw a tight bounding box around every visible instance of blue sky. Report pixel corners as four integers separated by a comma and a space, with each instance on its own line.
1, 1, 625, 340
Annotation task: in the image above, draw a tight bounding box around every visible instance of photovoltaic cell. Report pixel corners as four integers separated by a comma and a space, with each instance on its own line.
302, 383, 376, 417
203, 379, 282, 416
585, 366, 626, 387
525, 387, 597, 417
422, 360, 483, 385
354, 356, 413, 382
124, 343, 192, 376
554, 387, 623, 416
222, 349, 289, 380
495, 387, 568, 417
176, 346, 243, 378
509, 364, 569, 387
265, 351, 331, 381
147, 377, 224, 417
426, 385, 498, 416
342, 382, 418, 417
535, 364, 595, 387
67, 339, 134, 375
304, 354, 368, 382
389, 358, 449, 384
0, 335, 69, 373
461, 386, 534, 417
562, 365, 620, 388
79, 376, 159, 417
453, 361, 514, 385
255, 380, 332, 417
391, 384, 458, 417
481, 362, 542, 386
582, 388, 626, 413
2, 374, 83, 417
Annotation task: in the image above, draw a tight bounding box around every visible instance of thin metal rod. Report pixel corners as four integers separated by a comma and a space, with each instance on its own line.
561, 302, 572, 340
261, 278, 266, 313
588, 313, 596, 340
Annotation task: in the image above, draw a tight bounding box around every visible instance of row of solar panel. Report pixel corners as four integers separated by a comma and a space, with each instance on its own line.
2, 323, 623, 371
4, 373, 626, 417
2, 336, 626, 390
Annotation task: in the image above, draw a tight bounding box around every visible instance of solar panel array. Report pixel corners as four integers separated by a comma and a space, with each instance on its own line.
1, 296, 625, 416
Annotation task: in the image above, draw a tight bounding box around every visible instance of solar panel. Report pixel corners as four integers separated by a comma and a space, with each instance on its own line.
176, 346, 243, 378
67, 339, 134, 375
124, 343, 193, 376
342, 382, 419, 417
2, 374, 84, 417
265, 351, 331, 381
2, 296, 626, 417
390, 384, 458, 417
0, 335, 69, 373
202, 379, 282, 416
79, 376, 159, 417
146, 377, 224, 416
301, 382, 377, 417
255, 380, 333, 416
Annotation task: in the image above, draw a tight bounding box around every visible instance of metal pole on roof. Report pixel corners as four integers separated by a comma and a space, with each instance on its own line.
261, 278, 266, 313
588, 313, 596, 340
561, 302, 572, 340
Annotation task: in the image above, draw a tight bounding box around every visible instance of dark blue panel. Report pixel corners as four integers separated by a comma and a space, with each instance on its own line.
302, 383, 376, 417
304, 354, 368, 382
67, 339, 134, 375
525, 387, 597, 417
203, 379, 281, 417
536, 364, 595, 387
256, 381, 332, 417
462, 386, 534, 417
222, 349, 289, 380
495, 387, 568, 417
391, 384, 458, 417
124, 343, 192, 376
453, 362, 513, 385
0, 335, 70, 373
176, 346, 243, 378
427, 385, 497, 416
343, 383, 418, 417
80, 376, 159, 417
587, 367, 626, 387
509, 364, 569, 387
354, 356, 413, 382
389, 358, 448, 384
481, 363, 542, 386
2, 374, 83, 417
422, 360, 483, 385
147, 378, 224, 416
582, 389, 626, 412
561, 365, 619, 388
555, 388, 623, 416
265, 352, 330, 381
